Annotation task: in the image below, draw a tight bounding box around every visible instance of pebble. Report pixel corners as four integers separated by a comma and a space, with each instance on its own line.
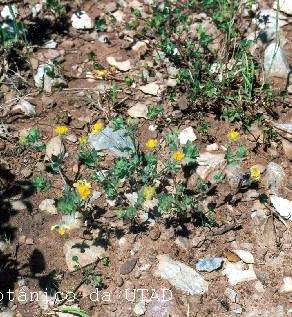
224, 261, 257, 285
106, 56, 132, 71
71, 11, 93, 29
45, 136, 65, 160
21, 167, 32, 178
39, 199, 57, 215
178, 127, 197, 145
282, 138, 292, 160
149, 227, 161, 241
139, 82, 160, 96
66, 134, 78, 143
120, 258, 138, 275
133, 301, 146, 316
270, 195, 292, 219
127, 103, 148, 118
231, 250, 254, 264
25, 238, 34, 245
279, 277, 292, 293
196, 257, 224, 272
116, 275, 124, 287
105, 2, 117, 13
206, 143, 219, 151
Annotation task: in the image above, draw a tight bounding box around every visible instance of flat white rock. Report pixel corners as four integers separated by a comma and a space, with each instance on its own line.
1, 5, 18, 19
45, 136, 65, 160
12, 99, 36, 116
133, 301, 146, 316
271, 195, 292, 219
107, 56, 132, 71
64, 239, 106, 271
127, 103, 148, 118
71, 11, 93, 29
280, 277, 292, 293
274, 0, 292, 15
264, 43, 289, 78
139, 82, 160, 96
39, 199, 57, 215
224, 261, 257, 285
178, 127, 197, 145
155, 255, 208, 295
232, 250, 254, 264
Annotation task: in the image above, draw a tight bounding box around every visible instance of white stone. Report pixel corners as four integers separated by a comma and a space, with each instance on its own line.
39, 199, 57, 215
71, 11, 93, 29
224, 261, 257, 285
139, 82, 160, 96
264, 43, 289, 79
274, 0, 292, 15
254, 281, 265, 293
125, 192, 138, 206
12, 99, 36, 116
45, 136, 65, 160
196, 152, 225, 180
0, 310, 15, 317
127, 103, 148, 118
133, 301, 146, 316
155, 255, 208, 295
280, 277, 292, 293
64, 239, 106, 271
132, 41, 147, 56
232, 250, 254, 264
206, 143, 219, 151
1, 5, 18, 19
166, 78, 177, 87
106, 56, 132, 71
178, 127, 197, 145
112, 10, 125, 22
32, 3, 43, 18
61, 212, 83, 230
271, 195, 292, 219
66, 134, 78, 143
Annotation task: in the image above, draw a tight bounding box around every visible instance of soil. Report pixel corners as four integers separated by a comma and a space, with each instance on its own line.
0, 1, 292, 317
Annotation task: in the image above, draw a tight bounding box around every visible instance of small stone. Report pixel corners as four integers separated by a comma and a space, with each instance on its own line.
279, 277, 292, 293
206, 143, 219, 151
10, 200, 27, 211
12, 99, 36, 116
196, 257, 224, 272
230, 303, 243, 315
274, 0, 292, 15
41, 96, 56, 108
225, 288, 239, 303
105, 2, 117, 13
21, 167, 32, 178
39, 199, 57, 215
25, 238, 34, 245
133, 301, 146, 316
265, 162, 285, 194
231, 250, 254, 264
71, 11, 93, 29
150, 227, 161, 241
224, 261, 257, 285
282, 138, 292, 160
116, 275, 124, 287
66, 134, 78, 143
127, 103, 148, 118
0, 310, 15, 317
45, 136, 65, 160
178, 127, 197, 145
166, 78, 177, 87
175, 236, 191, 250
155, 255, 208, 295
132, 41, 147, 56
139, 82, 160, 96
1, 5, 18, 19
120, 258, 138, 275
64, 239, 106, 272
271, 195, 292, 219
106, 56, 132, 71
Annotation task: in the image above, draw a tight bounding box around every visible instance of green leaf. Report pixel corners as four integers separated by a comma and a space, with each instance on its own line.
183, 141, 199, 163
60, 306, 89, 317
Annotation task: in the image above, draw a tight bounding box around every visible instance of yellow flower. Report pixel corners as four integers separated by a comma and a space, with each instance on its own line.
78, 135, 88, 145
172, 150, 185, 161
93, 69, 109, 78
51, 224, 69, 236
145, 138, 158, 150
91, 122, 104, 134
227, 130, 240, 142
250, 165, 261, 181
143, 186, 155, 201
55, 125, 69, 136
74, 180, 92, 200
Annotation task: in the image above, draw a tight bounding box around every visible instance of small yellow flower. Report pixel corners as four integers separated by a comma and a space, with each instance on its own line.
51, 224, 69, 236
227, 129, 240, 142
55, 125, 69, 136
93, 69, 109, 78
91, 122, 104, 134
172, 150, 185, 161
143, 186, 155, 201
78, 135, 88, 145
145, 138, 158, 150
250, 165, 261, 181
74, 180, 92, 200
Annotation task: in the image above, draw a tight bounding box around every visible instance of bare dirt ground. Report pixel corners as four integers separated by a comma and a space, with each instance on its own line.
1, 1, 292, 317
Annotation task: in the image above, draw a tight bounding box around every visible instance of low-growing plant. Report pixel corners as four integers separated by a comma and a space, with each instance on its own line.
19, 128, 45, 151
32, 175, 50, 192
